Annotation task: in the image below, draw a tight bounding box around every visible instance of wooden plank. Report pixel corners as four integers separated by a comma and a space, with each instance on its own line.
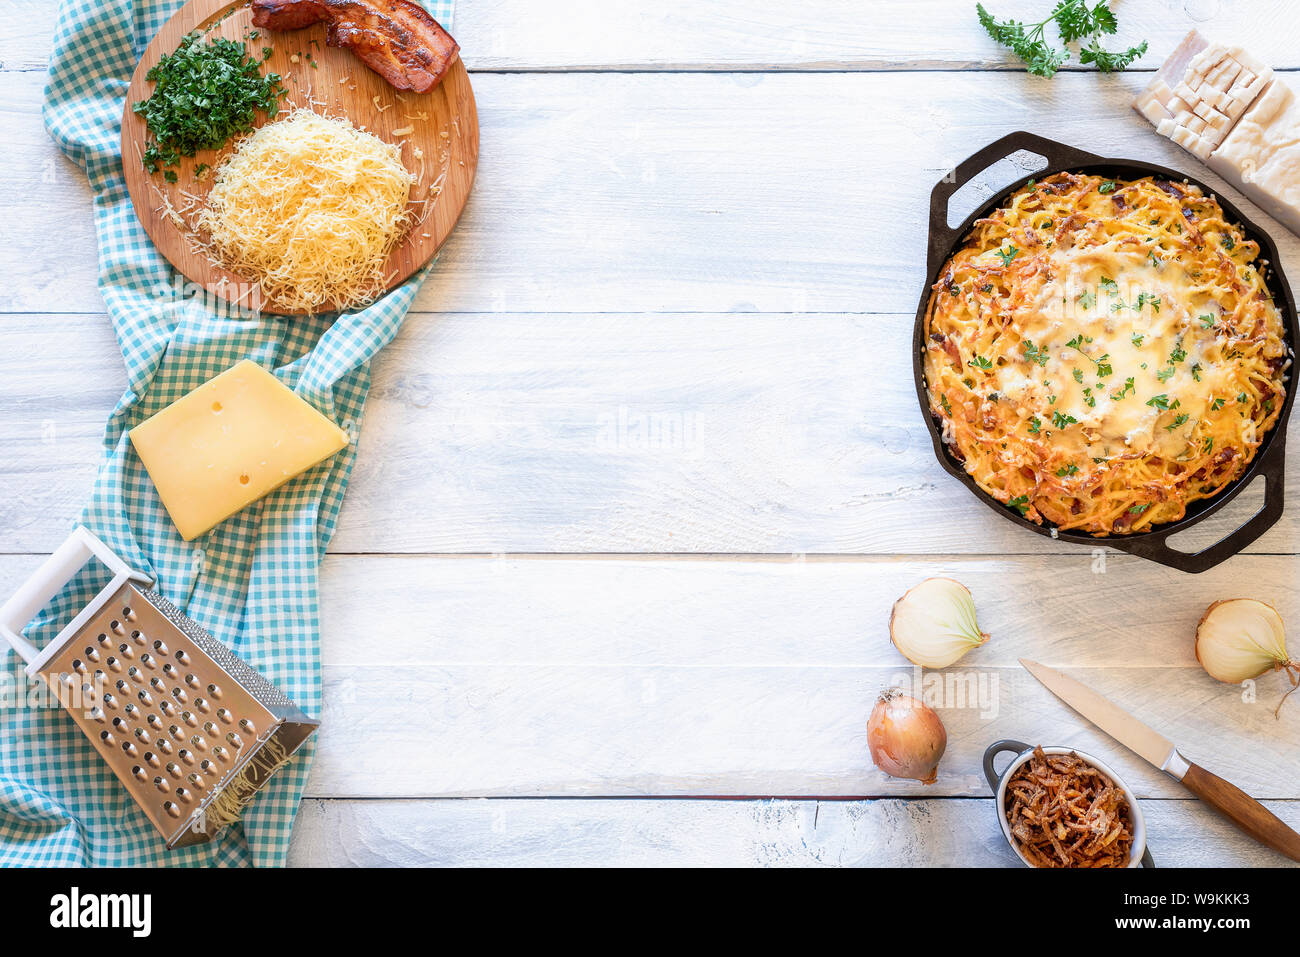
6, 553, 1290, 800
11, 69, 1300, 317
9, 0, 1300, 73
1, 312, 1290, 555
286, 796, 1300, 866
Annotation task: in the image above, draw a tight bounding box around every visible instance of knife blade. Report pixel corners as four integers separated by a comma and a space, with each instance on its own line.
1021, 658, 1300, 862
1019, 658, 1179, 773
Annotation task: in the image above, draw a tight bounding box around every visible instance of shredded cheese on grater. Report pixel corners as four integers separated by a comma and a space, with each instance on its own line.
197, 109, 415, 313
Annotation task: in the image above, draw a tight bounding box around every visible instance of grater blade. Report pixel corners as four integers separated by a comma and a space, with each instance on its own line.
37, 583, 318, 848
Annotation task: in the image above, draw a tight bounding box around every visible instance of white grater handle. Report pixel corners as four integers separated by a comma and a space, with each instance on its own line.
0, 527, 144, 666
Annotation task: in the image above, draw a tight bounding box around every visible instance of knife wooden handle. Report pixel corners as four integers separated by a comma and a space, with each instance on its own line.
1181, 762, 1300, 862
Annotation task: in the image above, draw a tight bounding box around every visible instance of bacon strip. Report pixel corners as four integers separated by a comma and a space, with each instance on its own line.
252, 0, 460, 93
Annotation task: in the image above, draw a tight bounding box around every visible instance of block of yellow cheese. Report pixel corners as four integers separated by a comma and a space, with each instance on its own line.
129, 360, 350, 540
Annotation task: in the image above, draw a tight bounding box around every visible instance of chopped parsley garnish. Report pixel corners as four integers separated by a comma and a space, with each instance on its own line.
1191, 363, 1202, 382
1237, 393, 1249, 404
1052, 410, 1077, 429
1082, 387, 1096, 408
1146, 394, 1172, 410
1023, 340, 1049, 367
1168, 343, 1186, 364
1098, 179, 1117, 194
1128, 503, 1151, 515
1210, 397, 1226, 411
1064, 337, 1111, 377
1007, 494, 1031, 515
1165, 413, 1190, 431
1072, 368, 1084, 383
939, 393, 952, 414
1111, 377, 1135, 400
1100, 276, 1119, 295
1198, 314, 1215, 328
1221, 233, 1235, 251
1077, 290, 1096, 309
1203, 438, 1214, 454
1135, 292, 1161, 313
1056, 463, 1079, 477
1156, 366, 1175, 383
1131, 333, 1144, 347
995, 245, 1020, 266
1028, 415, 1042, 435
970, 354, 994, 370
133, 31, 287, 173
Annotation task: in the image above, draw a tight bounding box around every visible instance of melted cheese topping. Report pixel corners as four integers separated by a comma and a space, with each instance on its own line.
925, 173, 1288, 535
196, 109, 415, 313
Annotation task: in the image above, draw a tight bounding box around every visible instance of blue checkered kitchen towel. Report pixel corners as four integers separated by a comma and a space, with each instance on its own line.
0, 0, 453, 866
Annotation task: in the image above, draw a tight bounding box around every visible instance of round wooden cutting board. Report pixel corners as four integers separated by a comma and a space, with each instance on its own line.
121, 0, 478, 315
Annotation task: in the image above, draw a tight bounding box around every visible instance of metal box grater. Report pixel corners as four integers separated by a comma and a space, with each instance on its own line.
0, 527, 319, 849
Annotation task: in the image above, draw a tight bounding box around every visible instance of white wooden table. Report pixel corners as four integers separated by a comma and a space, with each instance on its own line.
3, 0, 1299, 866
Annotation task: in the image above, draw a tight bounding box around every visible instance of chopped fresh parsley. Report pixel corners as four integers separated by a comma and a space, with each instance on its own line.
1135, 292, 1161, 313
1168, 342, 1186, 364
1100, 276, 1119, 296
1210, 397, 1226, 411
1056, 463, 1079, 477
1131, 333, 1144, 347
1072, 368, 1084, 383
1156, 366, 1175, 383
1221, 233, 1236, 251
1077, 290, 1096, 309
1191, 363, 1202, 382
1198, 313, 1216, 328
133, 30, 287, 173
1165, 413, 1189, 431
1098, 179, 1117, 194
1052, 410, 1077, 429
970, 354, 994, 370
1146, 394, 1172, 410
1111, 376, 1135, 400
1028, 415, 1042, 435
1023, 340, 1050, 367
1128, 503, 1151, 515
995, 244, 1020, 266
1007, 494, 1031, 516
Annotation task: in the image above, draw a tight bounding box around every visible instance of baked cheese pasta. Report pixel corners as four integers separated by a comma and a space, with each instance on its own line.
924, 172, 1288, 535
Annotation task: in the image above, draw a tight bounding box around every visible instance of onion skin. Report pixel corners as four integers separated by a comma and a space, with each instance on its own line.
867, 689, 947, 784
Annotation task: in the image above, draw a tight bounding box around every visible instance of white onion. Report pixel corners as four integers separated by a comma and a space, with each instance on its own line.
889, 577, 990, 669
1196, 598, 1299, 716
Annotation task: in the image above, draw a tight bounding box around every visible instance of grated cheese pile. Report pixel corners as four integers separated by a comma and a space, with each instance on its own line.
197, 109, 415, 313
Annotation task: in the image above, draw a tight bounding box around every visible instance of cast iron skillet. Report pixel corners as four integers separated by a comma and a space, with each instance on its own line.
913, 131, 1296, 573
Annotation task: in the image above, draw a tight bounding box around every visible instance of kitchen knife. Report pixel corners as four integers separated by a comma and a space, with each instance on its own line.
1021, 658, 1300, 862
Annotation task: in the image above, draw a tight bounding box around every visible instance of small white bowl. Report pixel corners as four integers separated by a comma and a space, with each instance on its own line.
983, 739, 1153, 868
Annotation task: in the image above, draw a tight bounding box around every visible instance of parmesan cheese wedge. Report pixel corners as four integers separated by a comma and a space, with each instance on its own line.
1134, 30, 1300, 235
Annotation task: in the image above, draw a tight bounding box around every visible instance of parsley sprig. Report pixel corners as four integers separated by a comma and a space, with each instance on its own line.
133, 31, 287, 173
976, 1, 1148, 78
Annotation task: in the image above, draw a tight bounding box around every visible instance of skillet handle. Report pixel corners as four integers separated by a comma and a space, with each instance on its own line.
1110, 438, 1286, 573
927, 131, 1103, 279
